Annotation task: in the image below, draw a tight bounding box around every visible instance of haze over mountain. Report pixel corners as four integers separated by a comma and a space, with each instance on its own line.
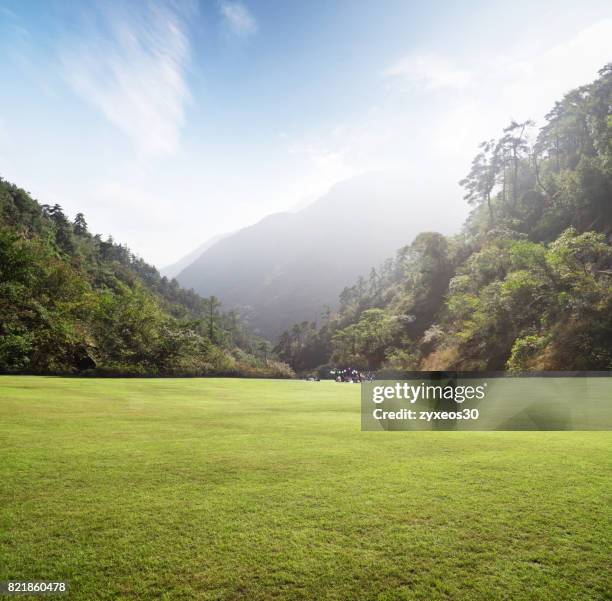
175, 173, 466, 339
161, 233, 231, 280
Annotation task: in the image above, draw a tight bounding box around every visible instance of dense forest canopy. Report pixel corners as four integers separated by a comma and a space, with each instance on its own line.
0, 181, 293, 377
277, 65, 612, 374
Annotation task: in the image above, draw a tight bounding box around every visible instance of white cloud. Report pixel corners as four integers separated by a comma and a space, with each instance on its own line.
496, 19, 612, 122
429, 19, 612, 159
0, 5, 18, 19
219, 1, 257, 36
383, 53, 472, 89
61, 1, 192, 156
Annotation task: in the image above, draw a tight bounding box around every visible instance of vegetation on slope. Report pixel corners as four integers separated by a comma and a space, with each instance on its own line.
277, 65, 612, 373
0, 181, 293, 377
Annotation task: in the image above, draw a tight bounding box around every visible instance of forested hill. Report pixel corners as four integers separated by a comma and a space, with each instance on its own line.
277, 65, 612, 374
0, 181, 293, 377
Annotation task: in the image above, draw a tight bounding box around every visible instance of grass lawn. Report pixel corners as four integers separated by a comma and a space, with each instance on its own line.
0, 376, 610, 600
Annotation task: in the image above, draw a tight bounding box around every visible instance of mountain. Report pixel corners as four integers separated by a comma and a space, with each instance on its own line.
160, 232, 230, 280
0, 178, 293, 377
175, 172, 465, 339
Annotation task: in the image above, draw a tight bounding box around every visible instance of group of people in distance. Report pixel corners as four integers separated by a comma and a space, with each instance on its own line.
331, 368, 375, 383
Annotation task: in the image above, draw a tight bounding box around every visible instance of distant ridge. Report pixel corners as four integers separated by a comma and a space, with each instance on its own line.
161, 232, 230, 279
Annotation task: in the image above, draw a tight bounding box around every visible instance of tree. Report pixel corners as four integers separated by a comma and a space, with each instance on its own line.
459, 139, 499, 222
73, 213, 88, 236
500, 120, 533, 209
206, 296, 222, 343
257, 340, 272, 364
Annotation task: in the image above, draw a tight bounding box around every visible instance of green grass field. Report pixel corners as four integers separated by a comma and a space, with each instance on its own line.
0, 377, 610, 600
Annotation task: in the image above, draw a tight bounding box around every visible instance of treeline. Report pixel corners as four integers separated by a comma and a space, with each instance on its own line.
0, 181, 293, 377
277, 64, 612, 374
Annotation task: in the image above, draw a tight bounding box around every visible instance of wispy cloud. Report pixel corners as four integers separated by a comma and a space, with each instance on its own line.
219, 1, 257, 36
288, 18, 612, 208
383, 54, 472, 89
0, 5, 18, 20
61, 1, 193, 156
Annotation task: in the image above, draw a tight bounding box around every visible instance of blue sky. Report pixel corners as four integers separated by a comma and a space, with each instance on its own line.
0, 0, 610, 266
